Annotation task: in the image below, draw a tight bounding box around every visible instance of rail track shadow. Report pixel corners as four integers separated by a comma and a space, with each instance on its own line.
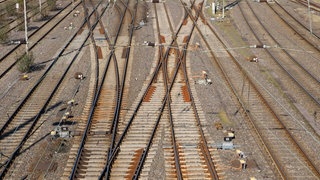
18, 132, 50, 155
52, 120, 76, 126
0, 116, 34, 141
0, 101, 64, 140
45, 101, 63, 112
30, 64, 46, 72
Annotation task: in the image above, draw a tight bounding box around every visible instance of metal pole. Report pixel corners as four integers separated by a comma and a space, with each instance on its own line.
24, 0, 29, 54
222, 0, 224, 19
307, 0, 313, 34
39, 0, 42, 14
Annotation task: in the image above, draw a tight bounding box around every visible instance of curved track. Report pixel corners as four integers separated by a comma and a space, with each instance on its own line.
190, 1, 320, 178
243, 1, 320, 122
100, 0, 221, 179
62, 0, 131, 179
277, 0, 320, 39
0, 1, 104, 178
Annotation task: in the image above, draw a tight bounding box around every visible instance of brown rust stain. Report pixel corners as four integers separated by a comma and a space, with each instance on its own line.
181, 85, 191, 102
99, 28, 105, 34
198, 143, 219, 179
143, 86, 156, 102
169, 47, 176, 55
173, 49, 180, 66
192, 2, 206, 24
125, 148, 144, 179
198, 6, 207, 24
97, 46, 103, 59
199, 11, 207, 24
122, 47, 128, 58
160, 46, 166, 56
177, 144, 188, 178
160, 35, 166, 43
183, 18, 188, 25
183, 36, 189, 43
77, 28, 84, 35
198, 144, 212, 178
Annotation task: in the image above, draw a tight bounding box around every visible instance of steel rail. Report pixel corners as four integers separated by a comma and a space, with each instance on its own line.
102, 0, 121, 147
132, 43, 187, 180
161, 2, 183, 179
98, 0, 133, 179
270, 1, 320, 52
83, 0, 100, 92
100, 0, 140, 179
295, 0, 320, 13
193, 1, 320, 178
244, 0, 320, 128
0, 0, 102, 137
0, 1, 49, 33
70, 0, 117, 179
66, 0, 114, 177
102, 1, 197, 178
0, 1, 104, 177
69, 0, 126, 178
0, 2, 79, 79
240, 0, 320, 175
132, 1, 208, 179
107, 0, 133, 159
0, 1, 73, 63
190, 4, 286, 179
0, 0, 43, 30
180, 2, 219, 179
275, 0, 320, 39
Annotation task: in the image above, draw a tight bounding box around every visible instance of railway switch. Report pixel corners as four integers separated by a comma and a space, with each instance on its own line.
236, 149, 245, 158
74, 72, 84, 79
224, 137, 232, 142
51, 126, 71, 138
150, 0, 164, 3
144, 41, 156, 47
67, 99, 75, 105
247, 55, 258, 62
74, 10, 80, 17
218, 141, 234, 150
240, 159, 247, 170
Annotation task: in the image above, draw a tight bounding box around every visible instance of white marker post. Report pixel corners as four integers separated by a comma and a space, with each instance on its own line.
16, 3, 19, 12
307, 0, 313, 34
39, 0, 42, 14
222, 0, 225, 19
212, 2, 215, 14
23, 0, 29, 54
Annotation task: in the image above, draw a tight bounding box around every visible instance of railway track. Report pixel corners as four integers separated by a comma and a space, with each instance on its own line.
189, 1, 320, 178
176, 1, 220, 179
62, 0, 130, 179
0, 1, 105, 178
270, 1, 320, 46
244, 1, 320, 122
23, 0, 112, 178
239, 0, 320, 175
244, 0, 320, 130
0, 1, 50, 34
96, 0, 221, 179
277, 0, 320, 39
0, 0, 318, 179
0, 0, 38, 18
295, 0, 320, 12
0, 2, 80, 80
